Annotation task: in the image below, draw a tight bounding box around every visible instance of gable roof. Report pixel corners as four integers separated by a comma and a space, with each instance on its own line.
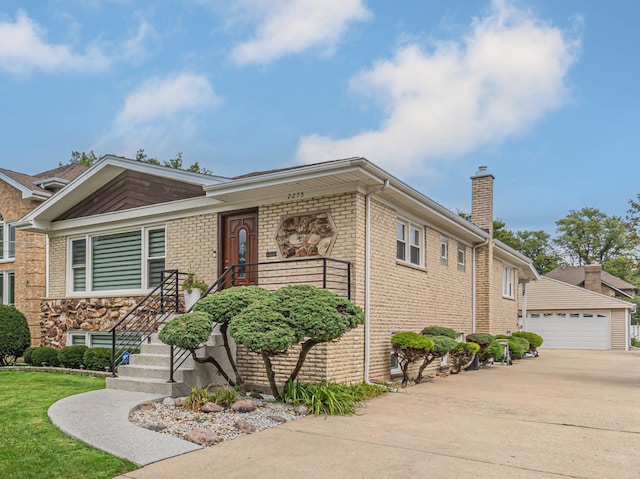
0, 164, 87, 200
546, 266, 638, 298
16, 155, 228, 230
521, 276, 636, 311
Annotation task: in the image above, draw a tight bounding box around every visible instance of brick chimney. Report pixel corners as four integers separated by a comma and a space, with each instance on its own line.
471, 166, 494, 334
584, 263, 602, 294
471, 165, 494, 235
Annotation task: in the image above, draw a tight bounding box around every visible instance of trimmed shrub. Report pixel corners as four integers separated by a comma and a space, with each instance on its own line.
495, 335, 529, 359
23, 346, 36, 365
421, 326, 457, 339
31, 347, 60, 367
450, 342, 480, 374
0, 305, 32, 366
58, 345, 89, 369
484, 341, 505, 362
159, 311, 214, 350
83, 348, 112, 371
512, 331, 543, 352
415, 335, 457, 383
465, 333, 495, 347
391, 332, 435, 387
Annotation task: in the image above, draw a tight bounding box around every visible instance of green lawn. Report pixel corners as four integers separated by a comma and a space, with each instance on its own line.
0, 372, 137, 479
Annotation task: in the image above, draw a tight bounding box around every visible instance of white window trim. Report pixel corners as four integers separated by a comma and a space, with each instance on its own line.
440, 235, 449, 266
396, 218, 424, 267
0, 270, 15, 305
502, 265, 515, 298
66, 225, 165, 296
457, 243, 466, 272
390, 331, 402, 375
0, 220, 16, 263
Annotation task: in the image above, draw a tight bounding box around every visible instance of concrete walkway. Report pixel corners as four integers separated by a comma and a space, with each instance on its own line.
111, 350, 640, 479
48, 389, 201, 466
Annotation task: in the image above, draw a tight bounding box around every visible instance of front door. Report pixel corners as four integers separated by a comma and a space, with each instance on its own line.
222, 210, 258, 287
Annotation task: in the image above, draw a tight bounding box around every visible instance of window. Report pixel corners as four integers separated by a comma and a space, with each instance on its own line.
0, 215, 16, 261
0, 270, 15, 304
68, 331, 143, 348
457, 243, 466, 272
396, 219, 423, 266
440, 235, 449, 266
502, 266, 514, 298
69, 227, 165, 294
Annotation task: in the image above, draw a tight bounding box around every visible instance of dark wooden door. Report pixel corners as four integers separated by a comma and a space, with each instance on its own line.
222, 210, 258, 287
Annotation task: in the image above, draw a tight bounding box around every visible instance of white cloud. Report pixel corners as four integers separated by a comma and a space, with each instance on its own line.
294, 0, 580, 175
0, 10, 155, 75
230, 0, 372, 65
98, 73, 221, 157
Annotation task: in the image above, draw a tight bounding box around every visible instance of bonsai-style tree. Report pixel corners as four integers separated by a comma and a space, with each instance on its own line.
415, 334, 457, 383
192, 285, 271, 388
391, 332, 435, 387
421, 325, 457, 339
466, 333, 495, 366
0, 305, 31, 366
449, 342, 480, 374
229, 284, 364, 398
495, 335, 530, 360
512, 331, 543, 356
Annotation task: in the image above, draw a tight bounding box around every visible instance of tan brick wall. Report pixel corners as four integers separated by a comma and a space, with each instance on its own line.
0, 181, 46, 345
238, 193, 362, 388
48, 236, 66, 298
366, 199, 473, 382
491, 259, 519, 335
166, 213, 219, 285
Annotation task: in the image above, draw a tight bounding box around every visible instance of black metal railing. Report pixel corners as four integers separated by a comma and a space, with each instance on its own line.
109, 270, 183, 375
168, 257, 352, 382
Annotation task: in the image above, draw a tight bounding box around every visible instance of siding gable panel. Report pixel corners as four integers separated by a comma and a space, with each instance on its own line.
54, 170, 205, 221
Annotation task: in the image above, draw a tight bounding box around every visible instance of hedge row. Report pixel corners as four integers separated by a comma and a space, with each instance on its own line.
23, 346, 112, 371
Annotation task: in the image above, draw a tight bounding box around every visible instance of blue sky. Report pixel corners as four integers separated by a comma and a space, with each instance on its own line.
1, 0, 638, 234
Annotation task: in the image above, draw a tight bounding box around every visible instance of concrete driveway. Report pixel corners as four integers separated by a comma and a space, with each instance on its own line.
115, 350, 640, 479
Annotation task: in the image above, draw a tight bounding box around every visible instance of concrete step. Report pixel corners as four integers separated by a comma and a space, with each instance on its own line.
128, 353, 195, 368
106, 376, 190, 396
116, 364, 189, 381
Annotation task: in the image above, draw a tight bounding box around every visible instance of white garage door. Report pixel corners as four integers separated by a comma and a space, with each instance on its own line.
524, 312, 610, 350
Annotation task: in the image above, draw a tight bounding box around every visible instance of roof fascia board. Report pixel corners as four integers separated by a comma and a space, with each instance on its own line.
493, 241, 540, 281
44, 196, 222, 236
600, 281, 634, 299
0, 173, 51, 200
204, 159, 368, 196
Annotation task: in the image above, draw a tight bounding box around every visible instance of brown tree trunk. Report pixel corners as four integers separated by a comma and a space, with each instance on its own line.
190, 349, 236, 387
286, 339, 320, 385
220, 322, 244, 391
415, 353, 437, 383
261, 352, 280, 398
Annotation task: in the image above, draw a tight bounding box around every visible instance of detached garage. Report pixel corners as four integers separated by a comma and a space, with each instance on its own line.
519, 277, 635, 351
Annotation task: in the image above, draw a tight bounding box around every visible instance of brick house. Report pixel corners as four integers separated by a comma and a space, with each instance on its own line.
18, 156, 537, 388
0, 165, 85, 345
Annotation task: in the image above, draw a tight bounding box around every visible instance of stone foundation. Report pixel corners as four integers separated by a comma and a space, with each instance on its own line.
40, 297, 144, 348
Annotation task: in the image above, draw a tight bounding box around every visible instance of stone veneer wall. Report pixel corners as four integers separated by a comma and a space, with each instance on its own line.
0, 180, 46, 346
39, 296, 143, 348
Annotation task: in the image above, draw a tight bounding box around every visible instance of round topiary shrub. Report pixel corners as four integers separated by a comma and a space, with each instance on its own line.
421, 326, 457, 339
465, 333, 495, 347
450, 341, 480, 374
509, 337, 530, 359
31, 347, 60, 367
23, 346, 36, 365
159, 311, 214, 350
512, 331, 543, 351
391, 332, 435, 387
484, 340, 506, 362
83, 348, 112, 371
58, 345, 89, 369
0, 305, 32, 366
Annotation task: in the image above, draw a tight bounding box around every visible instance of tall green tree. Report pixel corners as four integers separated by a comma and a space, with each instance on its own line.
513, 230, 561, 275
554, 207, 631, 266
65, 149, 212, 175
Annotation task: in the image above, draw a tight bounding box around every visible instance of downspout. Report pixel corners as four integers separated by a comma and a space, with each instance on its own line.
520, 282, 527, 331
45, 235, 50, 298
364, 179, 389, 384
471, 238, 490, 334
